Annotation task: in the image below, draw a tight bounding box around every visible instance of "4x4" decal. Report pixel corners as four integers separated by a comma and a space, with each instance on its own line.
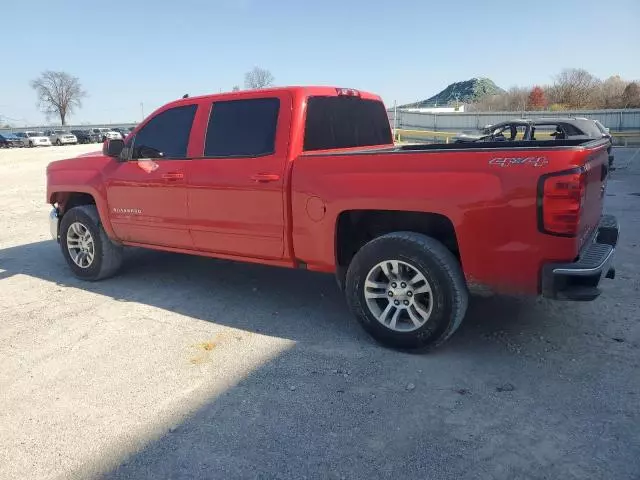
489, 156, 548, 167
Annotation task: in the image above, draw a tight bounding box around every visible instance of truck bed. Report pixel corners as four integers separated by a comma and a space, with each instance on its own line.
301, 138, 606, 157
292, 137, 610, 295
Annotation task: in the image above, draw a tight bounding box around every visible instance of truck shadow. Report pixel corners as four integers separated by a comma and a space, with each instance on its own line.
0, 239, 555, 349
3, 241, 626, 478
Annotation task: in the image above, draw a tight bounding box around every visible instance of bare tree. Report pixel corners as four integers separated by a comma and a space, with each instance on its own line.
621, 82, 640, 108
504, 87, 530, 111
549, 68, 600, 109
598, 75, 628, 108
232, 85, 240, 92
471, 86, 529, 112
244, 67, 274, 90
30, 71, 86, 125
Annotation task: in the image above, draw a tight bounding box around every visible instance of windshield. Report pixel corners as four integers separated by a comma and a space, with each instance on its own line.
594, 120, 608, 134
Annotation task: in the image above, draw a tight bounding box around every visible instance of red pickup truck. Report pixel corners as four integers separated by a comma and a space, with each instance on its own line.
46, 86, 618, 350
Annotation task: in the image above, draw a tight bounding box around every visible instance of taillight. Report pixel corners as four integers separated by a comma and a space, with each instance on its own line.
336, 88, 360, 97
539, 168, 586, 236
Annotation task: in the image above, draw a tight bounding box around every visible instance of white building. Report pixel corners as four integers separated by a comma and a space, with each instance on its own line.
400, 105, 466, 113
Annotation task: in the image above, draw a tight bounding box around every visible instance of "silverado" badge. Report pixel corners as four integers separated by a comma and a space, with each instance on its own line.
112, 208, 142, 215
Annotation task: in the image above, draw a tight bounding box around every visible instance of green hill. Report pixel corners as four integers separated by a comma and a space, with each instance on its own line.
401, 78, 505, 108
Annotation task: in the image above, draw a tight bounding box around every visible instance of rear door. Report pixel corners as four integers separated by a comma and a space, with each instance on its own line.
186, 93, 291, 259
104, 103, 197, 248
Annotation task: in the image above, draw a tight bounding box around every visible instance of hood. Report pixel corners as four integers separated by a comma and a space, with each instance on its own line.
47, 153, 114, 173
77, 149, 102, 157
453, 130, 487, 142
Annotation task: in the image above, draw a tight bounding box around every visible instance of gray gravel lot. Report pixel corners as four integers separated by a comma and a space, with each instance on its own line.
1, 145, 639, 480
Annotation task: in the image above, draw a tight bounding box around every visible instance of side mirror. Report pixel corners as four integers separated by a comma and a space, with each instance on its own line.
103, 138, 125, 157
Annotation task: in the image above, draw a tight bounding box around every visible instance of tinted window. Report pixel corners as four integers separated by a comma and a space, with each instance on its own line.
304, 96, 392, 151
561, 123, 585, 136
133, 104, 197, 159
530, 124, 562, 140
204, 98, 279, 157
492, 124, 526, 140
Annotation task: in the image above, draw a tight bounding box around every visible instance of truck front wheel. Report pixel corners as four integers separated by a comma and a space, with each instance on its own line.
59, 205, 123, 281
345, 232, 468, 350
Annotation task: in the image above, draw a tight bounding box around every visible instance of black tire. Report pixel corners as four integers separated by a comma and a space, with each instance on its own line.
59, 205, 123, 281
28, 141, 33, 148
56, 139, 61, 146
345, 232, 468, 351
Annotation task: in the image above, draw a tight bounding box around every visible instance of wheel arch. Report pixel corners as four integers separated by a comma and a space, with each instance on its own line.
334, 209, 460, 290
49, 188, 117, 240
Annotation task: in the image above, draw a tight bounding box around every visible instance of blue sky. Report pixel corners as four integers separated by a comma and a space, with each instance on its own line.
2, 0, 639, 125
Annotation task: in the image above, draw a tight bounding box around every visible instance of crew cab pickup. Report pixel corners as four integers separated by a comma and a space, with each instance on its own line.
46, 86, 618, 350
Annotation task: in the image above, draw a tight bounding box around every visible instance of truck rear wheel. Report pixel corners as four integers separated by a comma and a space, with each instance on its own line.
59, 205, 123, 281
345, 232, 468, 350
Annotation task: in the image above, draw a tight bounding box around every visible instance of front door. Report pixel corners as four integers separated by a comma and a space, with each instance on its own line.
105, 103, 198, 249
187, 94, 291, 260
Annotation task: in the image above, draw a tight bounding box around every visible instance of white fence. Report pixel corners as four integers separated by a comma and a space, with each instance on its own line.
389, 108, 640, 132
3, 109, 640, 136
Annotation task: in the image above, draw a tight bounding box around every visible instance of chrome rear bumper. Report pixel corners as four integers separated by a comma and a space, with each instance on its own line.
541, 215, 619, 301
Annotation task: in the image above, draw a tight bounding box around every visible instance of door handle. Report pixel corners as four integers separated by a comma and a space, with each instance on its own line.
251, 173, 280, 183
162, 172, 184, 180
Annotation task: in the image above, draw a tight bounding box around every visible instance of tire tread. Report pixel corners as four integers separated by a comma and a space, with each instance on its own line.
345, 231, 468, 350
61, 205, 123, 280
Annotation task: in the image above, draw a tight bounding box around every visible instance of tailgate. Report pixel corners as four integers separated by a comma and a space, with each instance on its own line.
577, 144, 609, 249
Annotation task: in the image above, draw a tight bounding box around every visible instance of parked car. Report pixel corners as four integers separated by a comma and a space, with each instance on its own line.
590, 120, 616, 167
71, 129, 101, 144
15, 131, 52, 147
45, 130, 78, 146
454, 117, 615, 167
91, 128, 122, 142
0, 132, 23, 148
110, 127, 134, 140
46, 86, 617, 351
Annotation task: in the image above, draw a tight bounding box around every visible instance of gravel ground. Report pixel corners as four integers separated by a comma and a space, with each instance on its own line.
0, 145, 639, 480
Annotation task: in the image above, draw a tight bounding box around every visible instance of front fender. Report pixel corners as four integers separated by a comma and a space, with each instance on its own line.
47, 169, 117, 240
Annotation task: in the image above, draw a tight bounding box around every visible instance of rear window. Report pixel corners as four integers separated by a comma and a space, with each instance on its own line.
303, 96, 392, 151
